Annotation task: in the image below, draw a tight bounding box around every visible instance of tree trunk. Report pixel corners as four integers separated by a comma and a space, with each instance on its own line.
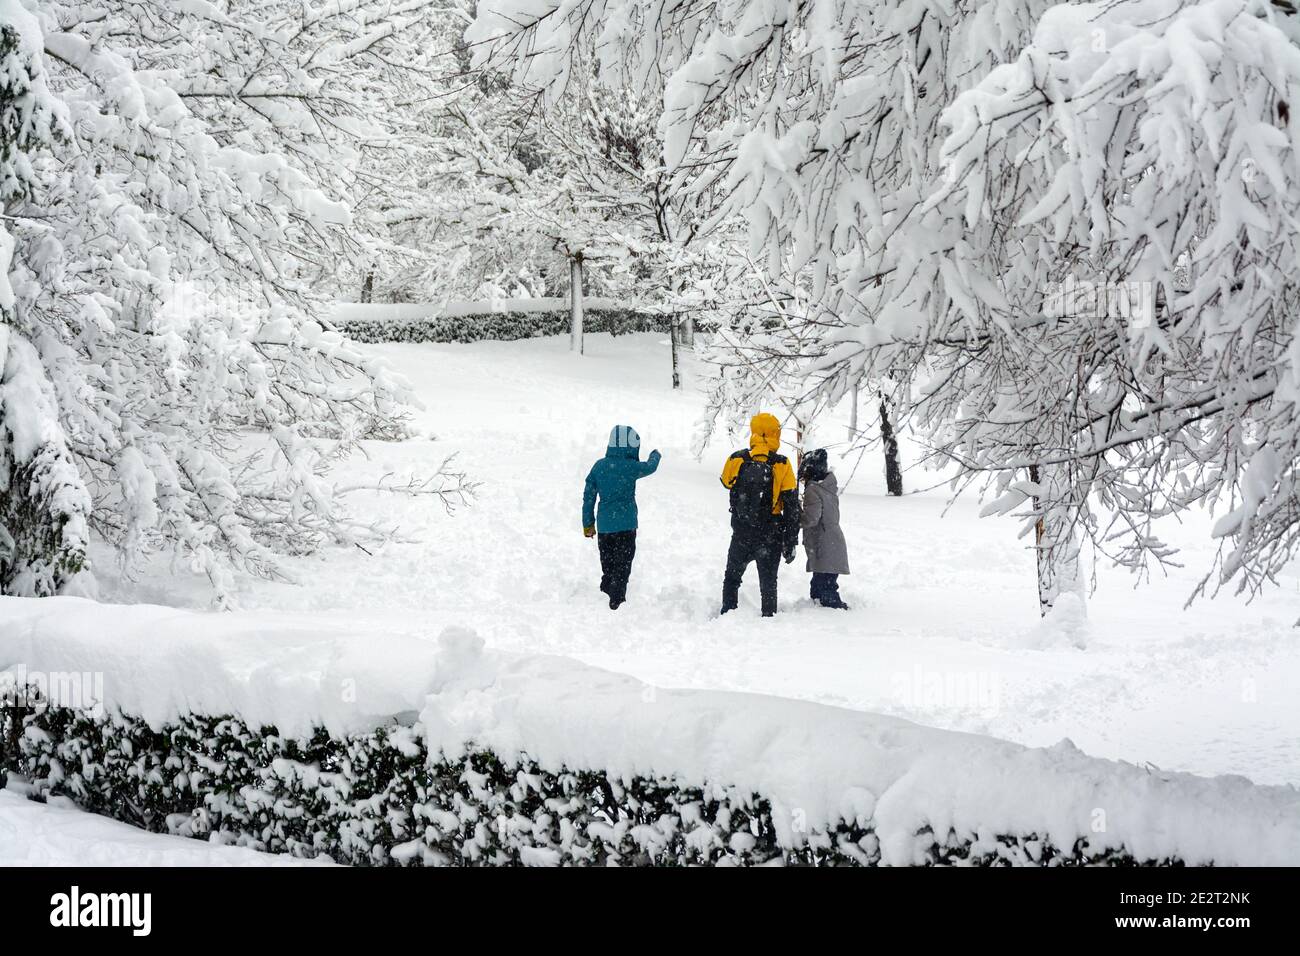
680, 313, 695, 347
360, 271, 374, 304
848, 383, 859, 445
670, 314, 681, 390
880, 395, 903, 496
569, 254, 584, 354
1027, 463, 1084, 617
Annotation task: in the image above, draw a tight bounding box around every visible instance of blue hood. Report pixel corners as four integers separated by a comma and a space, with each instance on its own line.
606, 424, 641, 460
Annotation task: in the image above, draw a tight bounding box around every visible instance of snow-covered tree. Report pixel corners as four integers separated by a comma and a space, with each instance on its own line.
466, 0, 1049, 451
382, 28, 741, 318
689, 255, 821, 459
925, 0, 1300, 604
1, 0, 468, 604
0, 2, 90, 596
454, 80, 700, 303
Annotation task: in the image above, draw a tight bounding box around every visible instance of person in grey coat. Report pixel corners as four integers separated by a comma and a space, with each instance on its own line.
799, 449, 850, 609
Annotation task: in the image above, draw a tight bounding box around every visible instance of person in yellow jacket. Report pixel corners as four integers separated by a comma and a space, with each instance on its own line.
719, 412, 800, 617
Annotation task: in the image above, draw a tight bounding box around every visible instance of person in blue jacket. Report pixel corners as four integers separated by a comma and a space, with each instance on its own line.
582, 425, 661, 609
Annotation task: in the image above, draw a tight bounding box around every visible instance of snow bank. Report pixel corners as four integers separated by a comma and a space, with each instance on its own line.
0, 597, 438, 738
3, 597, 1298, 865
0, 788, 333, 867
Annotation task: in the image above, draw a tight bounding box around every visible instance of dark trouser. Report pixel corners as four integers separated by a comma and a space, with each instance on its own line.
597, 530, 637, 604
722, 528, 783, 616
810, 572, 841, 603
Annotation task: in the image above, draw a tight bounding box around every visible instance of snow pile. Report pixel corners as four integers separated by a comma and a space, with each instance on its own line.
3, 596, 1298, 865
1012, 592, 1091, 651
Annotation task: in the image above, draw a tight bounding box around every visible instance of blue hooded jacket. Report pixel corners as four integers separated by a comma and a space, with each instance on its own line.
582, 425, 661, 533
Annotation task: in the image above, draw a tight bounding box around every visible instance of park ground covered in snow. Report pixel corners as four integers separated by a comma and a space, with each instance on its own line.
8, 0, 1300, 869
85, 332, 1300, 790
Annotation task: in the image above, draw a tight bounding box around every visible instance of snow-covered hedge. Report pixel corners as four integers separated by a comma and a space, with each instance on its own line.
3, 597, 1298, 866
331, 301, 671, 345
0, 704, 1147, 866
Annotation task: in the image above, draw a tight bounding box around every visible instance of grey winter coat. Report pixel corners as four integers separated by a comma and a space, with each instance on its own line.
801, 472, 850, 574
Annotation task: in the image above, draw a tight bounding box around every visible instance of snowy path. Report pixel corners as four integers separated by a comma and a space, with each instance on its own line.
100, 333, 1300, 787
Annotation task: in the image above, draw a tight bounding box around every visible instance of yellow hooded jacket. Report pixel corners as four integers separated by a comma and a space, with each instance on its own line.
720, 412, 798, 515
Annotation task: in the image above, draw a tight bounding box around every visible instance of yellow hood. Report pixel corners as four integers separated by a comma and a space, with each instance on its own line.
748, 412, 782, 458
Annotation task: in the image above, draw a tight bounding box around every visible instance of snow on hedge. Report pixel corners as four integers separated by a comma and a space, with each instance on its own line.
0, 597, 437, 738
3, 596, 1298, 865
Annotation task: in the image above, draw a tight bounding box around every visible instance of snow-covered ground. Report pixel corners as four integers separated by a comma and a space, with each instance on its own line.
96, 332, 1300, 789
0, 788, 331, 866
